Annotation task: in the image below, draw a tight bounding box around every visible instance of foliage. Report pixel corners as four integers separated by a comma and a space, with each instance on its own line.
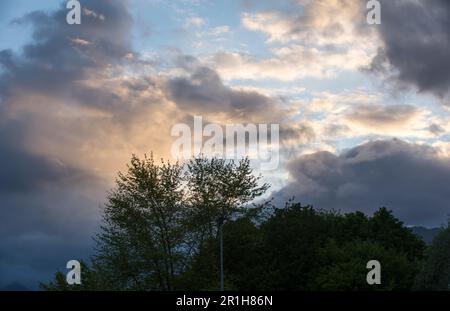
414, 223, 450, 290
42, 155, 434, 291
181, 204, 425, 290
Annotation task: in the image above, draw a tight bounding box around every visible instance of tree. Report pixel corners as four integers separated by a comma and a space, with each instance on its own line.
369, 207, 425, 261
414, 223, 450, 290
257, 203, 338, 290
185, 157, 268, 243
42, 155, 430, 291
176, 216, 267, 290
92, 155, 186, 290
42, 155, 269, 291
314, 239, 418, 290
179, 204, 425, 291
183, 157, 269, 290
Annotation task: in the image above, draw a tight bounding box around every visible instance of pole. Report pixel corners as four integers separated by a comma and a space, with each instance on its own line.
220, 221, 224, 291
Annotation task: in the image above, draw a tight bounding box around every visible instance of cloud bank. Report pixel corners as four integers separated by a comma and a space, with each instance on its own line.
275, 139, 450, 227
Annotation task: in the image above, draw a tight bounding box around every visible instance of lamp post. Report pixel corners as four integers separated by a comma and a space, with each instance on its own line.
218, 214, 225, 291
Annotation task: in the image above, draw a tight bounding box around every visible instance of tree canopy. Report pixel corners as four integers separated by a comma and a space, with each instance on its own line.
414, 223, 450, 290
42, 155, 447, 291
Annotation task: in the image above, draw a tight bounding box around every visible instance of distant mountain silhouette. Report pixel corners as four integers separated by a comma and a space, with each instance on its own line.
0, 282, 30, 291
411, 226, 441, 245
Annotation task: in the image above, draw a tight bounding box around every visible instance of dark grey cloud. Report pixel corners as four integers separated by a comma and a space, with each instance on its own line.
0, 119, 96, 194
0, 115, 104, 289
165, 56, 282, 119
0, 0, 133, 188
0, 0, 133, 108
164, 56, 315, 145
0, 188, 102, 289
428, 123, 445, 136
371, 0, 450, 99
0, 0, 130, 289
275, 139, 450, 227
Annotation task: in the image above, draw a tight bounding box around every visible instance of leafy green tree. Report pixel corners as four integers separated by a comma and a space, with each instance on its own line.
335, 211, 371, 243
42, 155, 268, 291
180, 204, 425, 291
177, 216, 267, 290
92, 155, 186, 290
369, 207, 425, 261
414, 223, 450, 290
314, 239, 418, 290
185, 157, 268, 243
257, 204, 338, 290
42, 155, 431, 291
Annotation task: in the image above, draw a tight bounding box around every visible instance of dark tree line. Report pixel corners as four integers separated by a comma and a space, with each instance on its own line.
42, 155, 450, 291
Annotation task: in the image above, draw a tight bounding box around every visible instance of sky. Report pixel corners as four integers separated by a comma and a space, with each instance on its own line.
1, 0, 450, 289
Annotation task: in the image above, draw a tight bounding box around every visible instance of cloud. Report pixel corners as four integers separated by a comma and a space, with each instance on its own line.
163, 56, 315, 150
0, 0, 133, 289
1, 0, 133, 102
0, 111, 104, 288
274, 139, 450, 227
344, 104, 428, 135
297, 89, 446, 141
370, 0, 450, 99
206, 0, 377, 81
0, 0, 159, 180
0, 122, 94, 194
0, 186, 102, 289
165, 56, 288, 121
242, 0, 371, 46
205, 45, 372, 81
